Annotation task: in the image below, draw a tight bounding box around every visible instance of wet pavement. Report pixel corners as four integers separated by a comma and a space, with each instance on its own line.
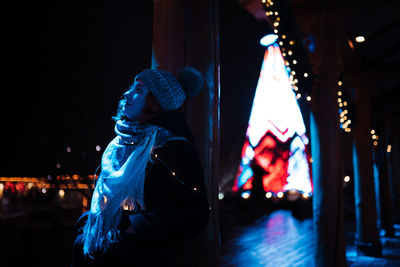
346, 224, 400, 267
220, 209, 316, 267
2, 201, 399, 266
220, 209, 400, 267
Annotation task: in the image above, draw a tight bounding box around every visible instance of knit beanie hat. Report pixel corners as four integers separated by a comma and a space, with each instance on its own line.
135, 67, 204, 111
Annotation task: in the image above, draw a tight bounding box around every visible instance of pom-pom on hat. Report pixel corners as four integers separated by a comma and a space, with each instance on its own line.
176, 67, 204, 99
135, 67, 204, 111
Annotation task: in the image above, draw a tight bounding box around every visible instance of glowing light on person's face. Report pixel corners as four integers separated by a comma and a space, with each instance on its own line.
121, 80, 149, 121
260, 34, 279, 47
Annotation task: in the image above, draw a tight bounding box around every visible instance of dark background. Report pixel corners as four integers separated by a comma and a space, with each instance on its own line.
2, 0, 270, 189
2, 0, 153, 177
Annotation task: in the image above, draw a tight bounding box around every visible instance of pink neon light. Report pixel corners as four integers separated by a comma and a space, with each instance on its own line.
234, 44, 312, 194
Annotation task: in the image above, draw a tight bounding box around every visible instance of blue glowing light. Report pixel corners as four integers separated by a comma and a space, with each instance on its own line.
260, 34, 279, 47
237, 166, 253, 188
307, 35, 316, 53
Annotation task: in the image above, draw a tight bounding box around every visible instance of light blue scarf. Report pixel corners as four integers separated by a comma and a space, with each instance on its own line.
82, 120, 173, 257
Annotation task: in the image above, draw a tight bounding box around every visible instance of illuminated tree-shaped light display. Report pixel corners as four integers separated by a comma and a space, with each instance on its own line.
233, 43, 312, 195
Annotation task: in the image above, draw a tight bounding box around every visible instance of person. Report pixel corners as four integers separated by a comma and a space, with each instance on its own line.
72, 67, 210, 267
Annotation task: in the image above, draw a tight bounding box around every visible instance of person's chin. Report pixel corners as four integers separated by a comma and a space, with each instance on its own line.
124, 113, 141, 122
121, 111, 130, 120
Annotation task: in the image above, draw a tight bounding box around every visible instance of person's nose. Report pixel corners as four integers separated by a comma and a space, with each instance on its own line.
124, 90, 133, 105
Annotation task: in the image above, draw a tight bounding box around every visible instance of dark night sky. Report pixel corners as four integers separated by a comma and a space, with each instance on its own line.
2, 0, 153, 176
1, 0, 270, 182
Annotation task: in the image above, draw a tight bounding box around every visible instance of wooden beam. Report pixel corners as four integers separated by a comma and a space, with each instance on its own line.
152, 1, 220, 266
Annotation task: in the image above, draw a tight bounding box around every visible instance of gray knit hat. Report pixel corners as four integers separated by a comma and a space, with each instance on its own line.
135, 69, 186, 111
135, 67, 204, 111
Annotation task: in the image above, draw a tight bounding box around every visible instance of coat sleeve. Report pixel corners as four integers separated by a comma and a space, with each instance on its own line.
126, 140, 210, 241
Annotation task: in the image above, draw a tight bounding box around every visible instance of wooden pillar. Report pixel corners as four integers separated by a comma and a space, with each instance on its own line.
388, 124, 400, 224
310, 8, 345, 267
152, 1, 220, 266
374, 123, 394, 236
352, 86, 381, 256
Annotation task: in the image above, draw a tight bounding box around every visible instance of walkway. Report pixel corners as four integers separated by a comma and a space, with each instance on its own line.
220, 209, 400, 267
346, 224, 400, 267
220, 210, 316, 267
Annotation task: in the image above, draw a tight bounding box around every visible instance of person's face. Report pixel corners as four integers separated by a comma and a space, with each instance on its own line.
121, 80, 149, 121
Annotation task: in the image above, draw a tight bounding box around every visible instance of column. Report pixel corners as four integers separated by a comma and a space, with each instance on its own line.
352, 86, 381, 256
310, 9, 346, 267
375, 123, 394, 236
152, 1, 220, 266
388, 124, 400, 224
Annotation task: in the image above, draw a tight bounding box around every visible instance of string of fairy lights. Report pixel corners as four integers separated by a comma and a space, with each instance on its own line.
336, 77, 393, 154
262, 0, 382, 144
262, 0, 314, 102
260, 0, 397, 189
337, 79, 353, 133
370, 129, 392, 153
370, 129, 379, 147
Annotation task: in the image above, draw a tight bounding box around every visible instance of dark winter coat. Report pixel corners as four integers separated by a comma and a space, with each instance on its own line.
72, 111, 210, 267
